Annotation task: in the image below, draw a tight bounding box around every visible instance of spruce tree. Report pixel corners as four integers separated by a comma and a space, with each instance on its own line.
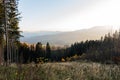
0, 1, 4, 64
0, 0, 21, 64
35, 42, 43, 59
46, 42, 51, 60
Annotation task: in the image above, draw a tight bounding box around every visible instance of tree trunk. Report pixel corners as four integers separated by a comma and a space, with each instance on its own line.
0, 45, 3, 65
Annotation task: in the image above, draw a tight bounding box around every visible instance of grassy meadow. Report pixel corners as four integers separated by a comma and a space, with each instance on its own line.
0, 62, 120, 80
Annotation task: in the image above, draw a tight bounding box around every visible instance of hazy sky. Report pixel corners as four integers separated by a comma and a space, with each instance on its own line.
19, 0, 120, 32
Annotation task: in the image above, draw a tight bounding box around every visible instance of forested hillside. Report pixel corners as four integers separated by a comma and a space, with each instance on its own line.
0, 0, 120, 64
13, 30, 120, 64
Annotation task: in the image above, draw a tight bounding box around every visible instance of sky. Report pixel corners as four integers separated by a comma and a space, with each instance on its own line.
18, 0, 120, 32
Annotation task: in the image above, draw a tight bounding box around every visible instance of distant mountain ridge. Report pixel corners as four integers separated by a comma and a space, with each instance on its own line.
21, 26, 115, 46
21, 31, 62, 38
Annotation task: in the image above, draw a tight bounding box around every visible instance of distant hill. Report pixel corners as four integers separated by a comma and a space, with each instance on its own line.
21, 26, 114, 46
21, 31, 62, 38
20, 31, 62, 41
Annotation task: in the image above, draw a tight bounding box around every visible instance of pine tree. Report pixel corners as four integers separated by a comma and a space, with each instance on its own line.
35, 42, 43, 58
8, 0, 21, 63
46, 42, 51, 60
0, 0, 21, 64
0, 0, 5, 65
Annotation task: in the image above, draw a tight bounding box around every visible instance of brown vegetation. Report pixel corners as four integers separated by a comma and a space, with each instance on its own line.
0, 62, 120, 80
112, 56, 120, 64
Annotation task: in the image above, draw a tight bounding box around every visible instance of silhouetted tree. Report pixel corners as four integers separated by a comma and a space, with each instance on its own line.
46, 42, 51, 60
35, 42, 44, 62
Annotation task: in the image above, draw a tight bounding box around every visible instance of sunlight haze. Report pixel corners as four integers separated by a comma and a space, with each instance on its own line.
19, 0, 120, 32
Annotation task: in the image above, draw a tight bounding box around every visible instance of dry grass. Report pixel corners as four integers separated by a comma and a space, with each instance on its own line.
0, 62, 120, 80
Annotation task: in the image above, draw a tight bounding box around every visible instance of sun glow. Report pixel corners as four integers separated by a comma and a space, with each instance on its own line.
19, 0, 120, 31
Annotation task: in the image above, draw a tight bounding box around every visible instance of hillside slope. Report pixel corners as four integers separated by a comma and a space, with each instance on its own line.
21, 26, 113, 45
